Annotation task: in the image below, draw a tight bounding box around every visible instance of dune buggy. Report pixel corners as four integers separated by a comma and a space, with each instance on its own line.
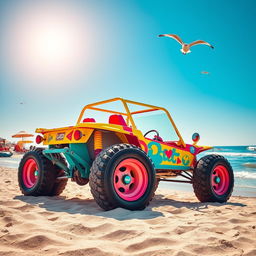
18, 98, 234, 210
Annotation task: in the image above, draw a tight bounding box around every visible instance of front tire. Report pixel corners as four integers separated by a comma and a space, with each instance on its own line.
193, 154, 234, 203
89, 144, 156, 211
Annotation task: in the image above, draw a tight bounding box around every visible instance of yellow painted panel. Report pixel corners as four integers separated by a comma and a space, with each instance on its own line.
41, 128, 94, 145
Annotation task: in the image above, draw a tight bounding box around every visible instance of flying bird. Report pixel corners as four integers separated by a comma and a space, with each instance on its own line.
158, 34, 214, 54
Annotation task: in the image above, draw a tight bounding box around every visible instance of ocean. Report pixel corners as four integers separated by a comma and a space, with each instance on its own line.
0, 145, 255, 197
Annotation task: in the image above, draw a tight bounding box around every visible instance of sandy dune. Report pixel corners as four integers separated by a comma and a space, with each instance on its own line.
0, 166, 255, 256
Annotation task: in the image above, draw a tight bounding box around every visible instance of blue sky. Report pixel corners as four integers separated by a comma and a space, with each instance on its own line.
0, 0, 255, 146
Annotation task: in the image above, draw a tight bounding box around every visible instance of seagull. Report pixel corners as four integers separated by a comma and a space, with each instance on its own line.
158, 34, 214, 54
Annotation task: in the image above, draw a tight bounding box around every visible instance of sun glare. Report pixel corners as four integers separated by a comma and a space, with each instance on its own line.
25, 21, 83, 73
4, 2, 93, 90
34, 27, 73, 64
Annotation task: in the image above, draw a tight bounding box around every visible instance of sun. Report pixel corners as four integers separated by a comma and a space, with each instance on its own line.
5, 2, 93, 89
26, 21, 83, 73
33, 26, 74, 65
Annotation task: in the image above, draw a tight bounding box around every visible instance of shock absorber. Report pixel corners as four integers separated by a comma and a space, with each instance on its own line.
94, 130, 103, 156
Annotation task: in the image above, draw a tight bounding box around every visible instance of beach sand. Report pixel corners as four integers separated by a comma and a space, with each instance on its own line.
0, 166, 255, 256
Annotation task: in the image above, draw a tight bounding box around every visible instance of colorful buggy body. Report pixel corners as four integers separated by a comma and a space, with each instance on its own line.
18, 98, 234, 210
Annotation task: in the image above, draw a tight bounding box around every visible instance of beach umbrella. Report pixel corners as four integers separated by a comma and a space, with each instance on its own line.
18, 140, 33, 144
12, 131, 34, 151
12, 131, 34, 141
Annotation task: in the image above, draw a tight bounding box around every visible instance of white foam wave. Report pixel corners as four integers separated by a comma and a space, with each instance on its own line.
208, 152, 256, 157
235, 171, 256, 179
0, 159, 20, 164
235, 184, 256, 189
0, 159, 20, 168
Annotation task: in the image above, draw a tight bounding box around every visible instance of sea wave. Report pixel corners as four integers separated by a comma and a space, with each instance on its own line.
234, 171, 256, 179
247, 146, 256, 151
208, 152, 256, 157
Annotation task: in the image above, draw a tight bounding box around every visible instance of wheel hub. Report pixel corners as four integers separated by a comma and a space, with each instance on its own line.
214, 176, 221, 184
211, 165, 230, 196
113, 158, 148, 201
22, 158, 39, 188
123, 175, 131, 185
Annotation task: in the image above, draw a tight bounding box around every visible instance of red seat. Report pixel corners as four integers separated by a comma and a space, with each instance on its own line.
153, 135, 163, 142
83, 118, 96, 123
109, 115, 127, 126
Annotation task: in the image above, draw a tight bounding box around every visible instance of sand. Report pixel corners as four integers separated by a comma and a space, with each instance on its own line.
0, 166, 255, 256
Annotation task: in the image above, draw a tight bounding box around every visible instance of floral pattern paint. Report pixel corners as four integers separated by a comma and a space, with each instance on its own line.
143, 140, 194, 170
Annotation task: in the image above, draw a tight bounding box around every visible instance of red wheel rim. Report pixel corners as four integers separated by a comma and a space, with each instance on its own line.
113, 158, 148, 201
211, 165, 230, 195
22, 158, 39, 188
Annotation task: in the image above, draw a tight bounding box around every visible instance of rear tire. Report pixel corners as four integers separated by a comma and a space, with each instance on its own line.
193, 154, 234, 203
18, 149, 56, 196
89, 144, 156, 211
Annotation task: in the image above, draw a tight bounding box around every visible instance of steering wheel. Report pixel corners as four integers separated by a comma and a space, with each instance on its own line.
144, 129, 160, 139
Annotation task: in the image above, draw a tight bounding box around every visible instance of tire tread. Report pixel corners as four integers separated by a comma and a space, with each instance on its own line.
18, 149, 56, 196
89, 143, 155, 210
192, 154, 233, 203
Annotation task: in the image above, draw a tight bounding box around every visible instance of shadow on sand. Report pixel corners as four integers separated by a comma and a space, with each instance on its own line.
14, 193, 246, 221
154, 194, 246, 211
